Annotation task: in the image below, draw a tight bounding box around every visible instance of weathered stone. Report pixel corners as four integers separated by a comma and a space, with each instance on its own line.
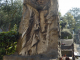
3, 55, 58, 60
3, 0, 60, 60
16, 0, 59, 58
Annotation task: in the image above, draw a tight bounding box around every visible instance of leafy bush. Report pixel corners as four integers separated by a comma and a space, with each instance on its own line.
61, 31, 72, 39
0, 31, 20, 60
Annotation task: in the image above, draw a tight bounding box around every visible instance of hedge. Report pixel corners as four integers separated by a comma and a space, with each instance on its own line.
0, 31, 20, 60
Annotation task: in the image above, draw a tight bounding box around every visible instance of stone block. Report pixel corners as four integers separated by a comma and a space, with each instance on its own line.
3, 55, 58, 60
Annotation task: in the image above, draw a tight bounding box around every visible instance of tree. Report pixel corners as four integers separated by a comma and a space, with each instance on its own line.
68, 8, 80, 33
0, 0, 22, 31
59, 11, 67, 30
68, 8, 80, 17
64, 13, 75, 31
60, 12, 75, 32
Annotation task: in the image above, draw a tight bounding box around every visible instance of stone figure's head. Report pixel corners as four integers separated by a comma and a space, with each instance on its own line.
24, 0, 50, 11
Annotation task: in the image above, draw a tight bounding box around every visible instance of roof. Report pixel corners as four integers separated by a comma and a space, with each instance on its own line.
61, 39, 73, 46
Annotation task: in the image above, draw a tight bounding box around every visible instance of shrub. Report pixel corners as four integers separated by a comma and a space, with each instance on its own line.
61, 31, 72, 39
0, 31, 20, 60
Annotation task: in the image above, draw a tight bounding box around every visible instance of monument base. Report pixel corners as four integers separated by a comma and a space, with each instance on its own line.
3, 55, 58, 60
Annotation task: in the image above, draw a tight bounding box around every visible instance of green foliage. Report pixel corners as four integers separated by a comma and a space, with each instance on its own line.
68, 8, 80, 33
60, 7, 80, 42
60, 13, 75, 31
0, 31, 20, 60
60, 22, 67, 30
61, 30, 72, 39
0, 0, 22, 31
65, 13, 75, 28
0, 1, 22, 59
68, 8, 80, 17
12, 24, 17, 31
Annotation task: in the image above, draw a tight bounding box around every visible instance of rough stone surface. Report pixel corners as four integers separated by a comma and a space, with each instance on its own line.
16, 0, 59, 58
3, 0, 60, 60
3, 55, 58, 60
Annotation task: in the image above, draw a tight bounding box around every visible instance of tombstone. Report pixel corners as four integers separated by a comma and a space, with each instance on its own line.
3, 0, 60, 60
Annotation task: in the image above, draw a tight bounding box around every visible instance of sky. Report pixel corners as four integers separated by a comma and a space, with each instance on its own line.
59, 0, 80, 16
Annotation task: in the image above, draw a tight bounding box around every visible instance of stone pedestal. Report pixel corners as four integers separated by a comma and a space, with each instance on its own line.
3, 55, 58, 60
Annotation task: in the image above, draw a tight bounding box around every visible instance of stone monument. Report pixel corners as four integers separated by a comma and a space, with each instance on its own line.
3, 0, 60, 60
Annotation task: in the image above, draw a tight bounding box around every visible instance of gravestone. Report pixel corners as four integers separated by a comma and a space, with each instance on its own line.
3, 0, 60, 60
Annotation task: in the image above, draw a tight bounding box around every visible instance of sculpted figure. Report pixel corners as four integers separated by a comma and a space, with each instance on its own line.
16, 0, 59, 58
